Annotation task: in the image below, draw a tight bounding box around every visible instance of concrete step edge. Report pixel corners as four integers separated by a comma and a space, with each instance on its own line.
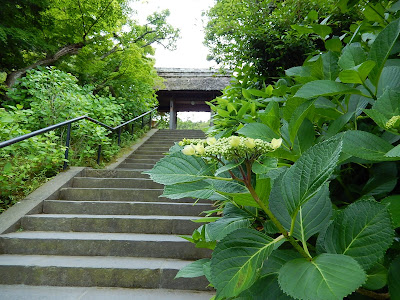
0, 231, 192, 242
0, 285, 215, 300
45, 200, 211, 206
24, 214, 201, 220
0, 255, 211, 290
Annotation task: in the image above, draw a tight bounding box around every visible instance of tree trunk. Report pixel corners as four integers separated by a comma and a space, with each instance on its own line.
5, 42, 85, 88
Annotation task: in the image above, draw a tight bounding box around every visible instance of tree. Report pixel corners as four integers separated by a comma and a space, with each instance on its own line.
0, 0, 179, 88
204, 0, 362, 79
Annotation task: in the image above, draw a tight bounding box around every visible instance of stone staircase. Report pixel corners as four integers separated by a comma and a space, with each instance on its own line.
0, 129, 214, 299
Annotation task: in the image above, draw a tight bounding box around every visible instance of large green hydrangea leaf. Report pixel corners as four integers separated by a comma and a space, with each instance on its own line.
320, 200, 394, 270
211, 228, 282, 299
144, 151, 215, 185
270, 183, 332, 243
278, 254, 366, 300
269, 138, 341, 218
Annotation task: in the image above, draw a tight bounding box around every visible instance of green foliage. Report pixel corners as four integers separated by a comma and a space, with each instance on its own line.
204, 0, 363, 79
0, 67, 150, 211
0, 0, 178, 212
279, 254, 366, 300
147, 1, 400, 298
6, 67, 123, 162
0, 105, 65, 211
210, 228, 280, 299
177, 118, 209, 130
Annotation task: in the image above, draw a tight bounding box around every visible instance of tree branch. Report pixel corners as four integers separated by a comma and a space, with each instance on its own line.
84, 0, 114, 40
134, 29, 158, 43
5, 42, 84, 88
100, 44, 122, 60
77, 0, 87, 38
356, 288, 390, 300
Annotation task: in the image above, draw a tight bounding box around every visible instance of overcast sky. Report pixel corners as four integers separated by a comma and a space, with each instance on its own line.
133, 0, 217, 69
133, 0, 216, 122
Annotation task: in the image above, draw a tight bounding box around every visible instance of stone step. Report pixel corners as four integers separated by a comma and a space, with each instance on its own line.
137, 146, 172, 152
59, 187, 208, 203
153, 131, 205, 134
60, 187, 165, 202
72, 178, 163, 189
83, 169, 150, 179
128, 153, 165, 160
122, 158, 160, 164
21, 214, 201, 234
143, 141, 176, 145
153, 130, 205, 136
143, 139, 196, 143
43, 200, 211, 216
0, 232, 211, 260
0, 255, 210, 290
151, 134, 204, 138
117, 163, 156, 169
0, 285, 215, 300
131, 150, 169, 156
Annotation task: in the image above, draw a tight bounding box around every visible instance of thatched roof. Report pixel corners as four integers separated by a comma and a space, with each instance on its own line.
156, 68, 231, 91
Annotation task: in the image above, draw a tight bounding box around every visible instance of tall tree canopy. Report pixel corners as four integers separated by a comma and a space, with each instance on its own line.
204, 0, 362, 79
0, 0, 179, 89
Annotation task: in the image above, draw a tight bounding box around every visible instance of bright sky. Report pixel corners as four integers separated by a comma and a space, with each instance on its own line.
133, 0, 216, 122
133, 0, 216, 69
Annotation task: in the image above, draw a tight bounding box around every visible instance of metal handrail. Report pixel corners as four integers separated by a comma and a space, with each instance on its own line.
0, 107, 157, 169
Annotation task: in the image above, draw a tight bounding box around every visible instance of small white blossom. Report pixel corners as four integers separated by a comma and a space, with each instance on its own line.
206, 137, 217, 145
178, 135, 280, 160
271, 138, 283, 150
244, 138, 256, 149
229, 136, 241, 147
182, 145, 195, 155
194, 143, 205, 155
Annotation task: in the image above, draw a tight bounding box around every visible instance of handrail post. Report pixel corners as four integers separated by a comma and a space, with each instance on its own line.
141, 116, 144, 128
118, 127, 122, 146
148, 111, 152, 128
63, 123, 72, 170
131, 123, 134, 134
97, 144, 102, 165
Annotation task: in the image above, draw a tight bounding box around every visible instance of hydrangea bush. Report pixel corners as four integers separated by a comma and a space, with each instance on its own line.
146, 1, 400, 299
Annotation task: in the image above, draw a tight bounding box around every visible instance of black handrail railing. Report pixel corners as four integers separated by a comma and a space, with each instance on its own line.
0, 107, 157, 169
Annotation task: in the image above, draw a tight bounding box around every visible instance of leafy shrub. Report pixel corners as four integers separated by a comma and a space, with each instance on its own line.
5, 67, 126, 163
147, 1, 400, 299
0, 106, 65, 211
1, 67, 152, 210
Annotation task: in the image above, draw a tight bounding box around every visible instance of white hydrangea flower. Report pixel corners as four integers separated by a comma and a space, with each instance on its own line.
182, 144, 195, 155
270, 138, 283, 150
194, 143, 205, 155
244, 138, 256, 149
229, 136, 241, 147
179, 135, 281, 160
206, 137, 217, 145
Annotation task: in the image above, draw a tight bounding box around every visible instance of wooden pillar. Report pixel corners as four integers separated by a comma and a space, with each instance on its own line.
170, 99, 177, 129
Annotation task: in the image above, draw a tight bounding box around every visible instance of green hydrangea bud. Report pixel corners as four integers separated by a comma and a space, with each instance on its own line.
385, 116, 400, 130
